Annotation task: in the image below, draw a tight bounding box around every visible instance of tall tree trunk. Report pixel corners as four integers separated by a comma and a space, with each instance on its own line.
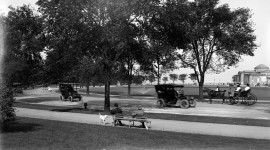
128, 81, 131, 97
104, 80, 110, 111
157, 60, 160, 85
86, 81, 90, 95
127, 69, 132, 97
198, 74, 205, 101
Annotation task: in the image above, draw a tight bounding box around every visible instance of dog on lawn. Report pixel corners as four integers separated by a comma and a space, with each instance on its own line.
99, 113, 108, 125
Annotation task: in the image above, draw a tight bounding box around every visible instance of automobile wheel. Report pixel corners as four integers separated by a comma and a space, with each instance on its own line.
69, 96, 73, 102
156, 100, 165, 108
180, 100, 189, 109
189, 100, 196, 108
60, 95, 64, 101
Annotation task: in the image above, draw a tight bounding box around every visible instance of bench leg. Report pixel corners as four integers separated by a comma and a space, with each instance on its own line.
144, 122, 148, 130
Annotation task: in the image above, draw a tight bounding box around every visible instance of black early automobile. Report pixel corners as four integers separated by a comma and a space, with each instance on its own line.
59, 83, 82, 102
155, 84, 196, 108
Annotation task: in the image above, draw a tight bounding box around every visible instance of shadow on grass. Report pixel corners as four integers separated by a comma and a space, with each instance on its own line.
1, 120, 42, 133
51, 107, 104, 113
17, 97, 58, 103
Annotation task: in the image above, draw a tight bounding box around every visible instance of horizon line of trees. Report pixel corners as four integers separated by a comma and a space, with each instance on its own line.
1, 0, 257, 112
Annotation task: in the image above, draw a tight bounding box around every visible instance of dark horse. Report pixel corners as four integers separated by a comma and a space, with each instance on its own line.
203, 87, 226, 104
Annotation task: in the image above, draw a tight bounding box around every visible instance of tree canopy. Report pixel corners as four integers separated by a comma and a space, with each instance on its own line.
146, 0, 257, 100
2, 0, 258, 110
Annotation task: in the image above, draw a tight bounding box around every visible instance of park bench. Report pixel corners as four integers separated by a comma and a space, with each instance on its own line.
113, 115, 151, 130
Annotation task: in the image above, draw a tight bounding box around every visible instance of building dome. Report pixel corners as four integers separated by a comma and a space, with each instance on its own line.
254, 64, 269, 70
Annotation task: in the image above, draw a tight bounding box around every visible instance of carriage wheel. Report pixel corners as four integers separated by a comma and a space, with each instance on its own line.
244, 95, 253, 106
180, 100, 189, 109
224, 98, 230, 104
250, 93, 257, 105
234, 98, 239, 104
69, 96, 73, 102
228, 97, 236, 105
189, 100, 196, 108
156, 100, 165, 108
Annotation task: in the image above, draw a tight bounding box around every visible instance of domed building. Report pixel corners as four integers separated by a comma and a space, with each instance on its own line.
232, 64, 270, 86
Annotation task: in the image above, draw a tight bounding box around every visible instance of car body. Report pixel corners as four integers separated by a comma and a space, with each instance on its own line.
59, 83, 82, 102
154, 84, 196, 108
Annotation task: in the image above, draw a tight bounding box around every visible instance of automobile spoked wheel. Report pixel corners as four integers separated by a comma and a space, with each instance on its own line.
156, 100, 165, 108
69, 96, 73, 102
180, 100, 189, 109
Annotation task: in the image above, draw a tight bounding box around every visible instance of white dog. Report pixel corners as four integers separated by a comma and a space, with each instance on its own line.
99, 113, 108, 125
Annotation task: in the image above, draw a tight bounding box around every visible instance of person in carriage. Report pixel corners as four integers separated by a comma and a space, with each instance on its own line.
234, 83, 242, 97
240, 84, 251, 97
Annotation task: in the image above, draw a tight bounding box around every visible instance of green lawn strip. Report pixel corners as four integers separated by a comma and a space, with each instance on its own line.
80, 86, 270, 100
14, 102, 270, 127
2, 117, 270, 150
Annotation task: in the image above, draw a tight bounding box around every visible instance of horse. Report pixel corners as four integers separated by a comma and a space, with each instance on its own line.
203, 87, 226, 104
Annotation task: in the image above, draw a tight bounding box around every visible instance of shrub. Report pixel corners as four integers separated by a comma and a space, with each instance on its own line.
1, 86, 16, 124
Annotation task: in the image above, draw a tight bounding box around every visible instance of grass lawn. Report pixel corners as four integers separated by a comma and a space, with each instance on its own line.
80, 85, 270, 100
2, 117, 270, 150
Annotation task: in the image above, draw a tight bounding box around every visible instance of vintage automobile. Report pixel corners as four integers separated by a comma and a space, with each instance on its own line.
154, 84, 196, 108
59, 83, 82, 102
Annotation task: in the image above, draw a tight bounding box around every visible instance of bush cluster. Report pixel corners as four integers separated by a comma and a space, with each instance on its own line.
1, 86, 16, 124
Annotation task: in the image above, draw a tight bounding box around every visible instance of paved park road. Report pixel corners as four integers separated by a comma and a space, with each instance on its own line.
16, 107, 270, 140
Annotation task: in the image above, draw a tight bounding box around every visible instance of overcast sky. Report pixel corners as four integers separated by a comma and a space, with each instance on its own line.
1, 0, 269, 83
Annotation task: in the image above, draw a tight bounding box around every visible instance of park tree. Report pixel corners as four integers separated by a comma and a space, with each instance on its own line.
179, 74, 187, 84
1, 14, 17, 126
169, 74, 178, 84
37, 0, 153, 111
77, 56, 101, 95
162, 76, 168, 84
147, 74, 156, 85
37, 0, 97, 84
146, 0, 257, 100
189, 73, 197, 84
144, 41, 178, 85
132, 74, 146, 85
3, 5, 45, 86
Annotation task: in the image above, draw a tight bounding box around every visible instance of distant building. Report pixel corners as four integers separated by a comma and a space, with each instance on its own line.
232, 64, 270, 86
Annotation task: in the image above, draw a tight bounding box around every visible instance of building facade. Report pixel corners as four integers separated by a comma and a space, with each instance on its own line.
232, 64, 270, 86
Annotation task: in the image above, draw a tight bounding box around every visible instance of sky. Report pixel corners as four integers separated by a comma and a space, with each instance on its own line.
1, 0, 269, 84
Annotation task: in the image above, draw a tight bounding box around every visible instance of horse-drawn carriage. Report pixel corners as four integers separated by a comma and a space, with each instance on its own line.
203, 86, 257, 106
59, 83, 82, 102
227, 89, 257, 105
203, 87, 226, 104
155, 84, 196, 108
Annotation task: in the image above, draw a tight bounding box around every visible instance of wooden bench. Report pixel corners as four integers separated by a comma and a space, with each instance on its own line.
113, 115, 151, 130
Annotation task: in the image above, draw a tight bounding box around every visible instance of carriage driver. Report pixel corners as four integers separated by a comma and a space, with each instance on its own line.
213, 86, 220, 97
